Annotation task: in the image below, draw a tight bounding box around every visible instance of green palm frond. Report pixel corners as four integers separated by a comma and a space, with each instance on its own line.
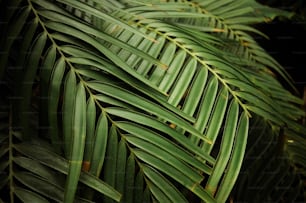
0, 0, 305, 202
0, 100, 120, 202
14, 140, 121, 202
121, 0, 295, 87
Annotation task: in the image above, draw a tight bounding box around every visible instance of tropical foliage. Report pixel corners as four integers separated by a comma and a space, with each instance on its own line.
0, 0, 305, 202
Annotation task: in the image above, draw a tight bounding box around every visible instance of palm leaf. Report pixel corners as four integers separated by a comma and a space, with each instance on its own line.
14, 141, 121, 202
0, 0, 305, 202
14, 187, 49, 203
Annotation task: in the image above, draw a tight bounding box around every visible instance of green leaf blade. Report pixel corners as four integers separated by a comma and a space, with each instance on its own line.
62, 70, 77, 158
64, 83, 87, 203
215, 112, 249, 202
103, 125, 119, 203
89, 112, 108, 177
206, 100, 239, 195
48, 56, 66, 151
142, 165, 188, 203
14, 187, 49, 203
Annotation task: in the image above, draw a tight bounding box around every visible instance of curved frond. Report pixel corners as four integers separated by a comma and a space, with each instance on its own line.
1, 0, 305, 202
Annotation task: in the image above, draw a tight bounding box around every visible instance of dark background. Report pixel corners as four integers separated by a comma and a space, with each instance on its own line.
256, 0, 306, 96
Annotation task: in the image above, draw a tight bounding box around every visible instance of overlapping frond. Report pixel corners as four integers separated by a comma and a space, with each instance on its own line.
0, 0, 305, 202
121, 0, 296, 88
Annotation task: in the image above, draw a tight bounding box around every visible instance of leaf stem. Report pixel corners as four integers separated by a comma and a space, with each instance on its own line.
135, 20, 252, 117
